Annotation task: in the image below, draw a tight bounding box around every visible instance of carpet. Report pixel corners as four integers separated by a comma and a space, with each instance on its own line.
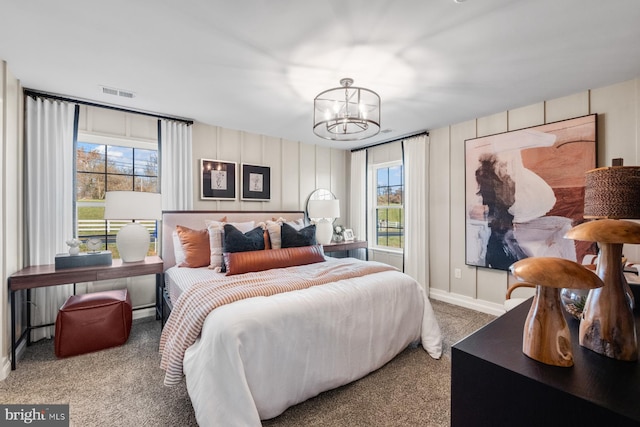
0, 299, 495, 426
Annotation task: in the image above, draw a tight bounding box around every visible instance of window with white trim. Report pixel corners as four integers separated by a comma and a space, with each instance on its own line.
371, 161, 404, 251
75, 135, 159, 258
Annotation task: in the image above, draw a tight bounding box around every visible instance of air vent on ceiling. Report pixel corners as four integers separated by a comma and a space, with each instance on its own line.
101, 86, 136, 99
102, 86, 118, 96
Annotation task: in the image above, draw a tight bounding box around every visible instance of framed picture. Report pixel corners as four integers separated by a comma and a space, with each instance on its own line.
241, 164, 270, 201
465, 114, 597, 271
343, 229, 354, 242
201, 159, 236, 200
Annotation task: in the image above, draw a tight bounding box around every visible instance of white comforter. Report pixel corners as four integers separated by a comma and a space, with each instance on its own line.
181, 265, 442, 426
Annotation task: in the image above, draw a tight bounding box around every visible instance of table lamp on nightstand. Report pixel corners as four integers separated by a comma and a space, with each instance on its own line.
104, 191, 162, 263
565, 162, 640, 361
308, 199, 340, 245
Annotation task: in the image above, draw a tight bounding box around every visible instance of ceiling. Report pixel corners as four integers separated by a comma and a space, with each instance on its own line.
2, 0, 640, 150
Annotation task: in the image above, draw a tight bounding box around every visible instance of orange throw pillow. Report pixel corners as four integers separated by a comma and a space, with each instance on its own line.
224, 245, 325, 275
176, 225, 210, 268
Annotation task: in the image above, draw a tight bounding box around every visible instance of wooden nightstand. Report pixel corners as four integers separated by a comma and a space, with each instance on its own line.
322, 240, 368, 259
8, 256, 163, 370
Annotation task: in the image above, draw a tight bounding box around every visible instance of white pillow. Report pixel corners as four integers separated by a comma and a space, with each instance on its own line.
205, 220, 255, 268
172, 231, 186, 265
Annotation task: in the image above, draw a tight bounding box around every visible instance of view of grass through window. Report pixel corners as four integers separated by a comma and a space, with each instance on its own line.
376, 164, 403, 249
76, 141, 159, 258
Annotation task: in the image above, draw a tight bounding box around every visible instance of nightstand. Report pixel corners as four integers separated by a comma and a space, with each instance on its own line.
451, 286, 640, 426
322, 240, 367, 259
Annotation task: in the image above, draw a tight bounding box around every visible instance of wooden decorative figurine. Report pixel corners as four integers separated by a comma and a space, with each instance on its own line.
565, 219, 640, 361
509, 257, 604, 367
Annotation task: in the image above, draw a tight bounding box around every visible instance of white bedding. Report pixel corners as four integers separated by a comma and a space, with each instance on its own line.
177, 260, 442, 426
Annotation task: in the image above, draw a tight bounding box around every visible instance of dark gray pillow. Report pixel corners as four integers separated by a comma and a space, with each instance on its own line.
223, 224, 265, 253
281, 223, 317, 248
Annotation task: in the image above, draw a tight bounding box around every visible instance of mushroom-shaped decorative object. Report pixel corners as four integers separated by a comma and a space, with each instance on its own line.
565, 219, 640, 361
509, 257, 604, 367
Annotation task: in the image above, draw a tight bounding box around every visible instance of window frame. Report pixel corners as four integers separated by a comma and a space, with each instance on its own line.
75, 133, 159, 258
369, 160, 404, 253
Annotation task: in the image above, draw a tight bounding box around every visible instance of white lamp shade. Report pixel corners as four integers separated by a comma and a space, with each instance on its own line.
308, 199, 340, 219
104, 191, 162, 220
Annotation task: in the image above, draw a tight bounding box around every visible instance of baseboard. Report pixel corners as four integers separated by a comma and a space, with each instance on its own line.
1, 338, 26, 381
429, 288, 507, 317
0, 356, 10, 381
133, 307, 155, 321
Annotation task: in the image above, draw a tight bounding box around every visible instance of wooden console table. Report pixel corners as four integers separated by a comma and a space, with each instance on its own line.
451, 286, 640, 426
8, 256, 163, 370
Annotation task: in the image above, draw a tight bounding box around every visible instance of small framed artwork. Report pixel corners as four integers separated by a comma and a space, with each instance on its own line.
343, 229, 354, 241
241, 164, 271, 201
201, 159, 236, 200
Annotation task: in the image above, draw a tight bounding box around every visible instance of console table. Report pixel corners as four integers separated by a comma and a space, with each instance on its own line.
451, 286, 640, 426
8, 256, 163, 370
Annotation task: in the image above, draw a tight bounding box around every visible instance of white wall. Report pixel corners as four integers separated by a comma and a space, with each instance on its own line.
429, 78, 640, 315
191, 122, 348, 217
1, 61, 23, 380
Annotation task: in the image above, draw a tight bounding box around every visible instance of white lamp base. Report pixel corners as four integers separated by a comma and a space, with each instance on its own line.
116, 222, 150, 262
315, 219, 334, 245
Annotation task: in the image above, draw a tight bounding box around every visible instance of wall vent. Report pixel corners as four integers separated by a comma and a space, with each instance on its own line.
101, 86, 135, 99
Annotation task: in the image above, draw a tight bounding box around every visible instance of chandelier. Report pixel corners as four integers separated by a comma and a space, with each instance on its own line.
313, 78, 380, 141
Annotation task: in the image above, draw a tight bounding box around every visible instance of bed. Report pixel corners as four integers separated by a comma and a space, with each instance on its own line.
159, 210, 442, 426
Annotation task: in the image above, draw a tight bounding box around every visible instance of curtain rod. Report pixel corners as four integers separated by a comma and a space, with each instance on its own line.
350, 130, 429, 152
23, 88, 194, 125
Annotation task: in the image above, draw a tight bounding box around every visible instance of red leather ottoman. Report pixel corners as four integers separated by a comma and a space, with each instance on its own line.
54, 289, 132, 358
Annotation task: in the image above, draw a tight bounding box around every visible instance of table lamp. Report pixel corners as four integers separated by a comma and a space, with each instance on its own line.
307, 199, 340, 245
565, 162, 640, 361
104, 191, 162, 262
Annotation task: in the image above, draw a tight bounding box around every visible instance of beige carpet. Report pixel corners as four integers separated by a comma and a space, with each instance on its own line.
0, 300, 495, 426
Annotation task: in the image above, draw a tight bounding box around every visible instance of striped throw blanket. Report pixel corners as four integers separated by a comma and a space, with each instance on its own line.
159, 258, 395, 386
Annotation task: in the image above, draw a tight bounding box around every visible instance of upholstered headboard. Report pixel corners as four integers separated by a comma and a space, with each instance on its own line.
161, 210, 305, 270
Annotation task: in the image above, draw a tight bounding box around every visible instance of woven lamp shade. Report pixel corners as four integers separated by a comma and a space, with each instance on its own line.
584, 166, 640, 219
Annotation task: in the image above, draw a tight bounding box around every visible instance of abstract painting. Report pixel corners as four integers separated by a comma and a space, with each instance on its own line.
465, 114, 597, 270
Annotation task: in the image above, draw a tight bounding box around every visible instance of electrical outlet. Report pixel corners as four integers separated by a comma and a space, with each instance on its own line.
454, 268, 462, 279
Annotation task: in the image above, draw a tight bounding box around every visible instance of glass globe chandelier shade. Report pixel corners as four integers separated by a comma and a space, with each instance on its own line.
313, 78, 380, 141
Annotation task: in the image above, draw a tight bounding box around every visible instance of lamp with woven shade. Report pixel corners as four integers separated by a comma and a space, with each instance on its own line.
565, 163, 640, 361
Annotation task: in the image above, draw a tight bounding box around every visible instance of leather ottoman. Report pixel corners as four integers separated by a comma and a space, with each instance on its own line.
55, 289, 132, 358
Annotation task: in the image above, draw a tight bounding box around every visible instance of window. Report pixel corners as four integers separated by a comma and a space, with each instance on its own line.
373, 162, 404, 250
75, 137, 159, 258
